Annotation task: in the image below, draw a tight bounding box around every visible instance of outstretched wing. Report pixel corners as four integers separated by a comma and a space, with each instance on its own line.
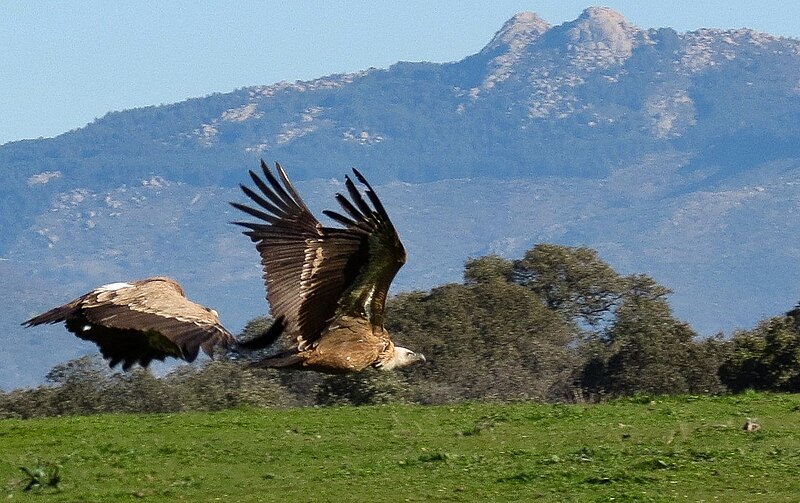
231, 161, 363, 347
323, 169, 406, 328
231, 161, 405, 348
23, 277, 234, 369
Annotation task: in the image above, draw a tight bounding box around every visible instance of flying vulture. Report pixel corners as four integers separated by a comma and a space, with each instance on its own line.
231, 160, 425, 373
22, 277, 235, 370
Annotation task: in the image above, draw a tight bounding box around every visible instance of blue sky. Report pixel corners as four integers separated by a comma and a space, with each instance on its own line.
2, 1, 799, 146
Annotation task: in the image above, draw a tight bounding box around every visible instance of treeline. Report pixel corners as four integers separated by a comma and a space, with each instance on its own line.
3, 244, 800, 418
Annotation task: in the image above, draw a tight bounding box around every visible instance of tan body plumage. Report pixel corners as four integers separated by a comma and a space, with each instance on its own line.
253, 316, 393, 374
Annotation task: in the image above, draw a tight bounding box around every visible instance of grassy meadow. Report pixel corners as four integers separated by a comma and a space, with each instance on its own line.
2, 392, 799, 502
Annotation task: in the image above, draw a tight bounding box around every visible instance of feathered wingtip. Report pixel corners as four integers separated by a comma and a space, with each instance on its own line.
322, 167, 396, 232
21, 303, 78, 327
229, 160, 311, 234
351, 168, 392, 221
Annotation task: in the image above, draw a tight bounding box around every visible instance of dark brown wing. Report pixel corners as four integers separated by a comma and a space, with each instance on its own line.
231, 161, 405, 348
231, 161, 362, 348
23, 277, 234, 370
322, 169, 406, 327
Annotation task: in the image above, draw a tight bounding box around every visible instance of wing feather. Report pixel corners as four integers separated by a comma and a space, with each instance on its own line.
331, 194, 364, 222
257, 162, 301, 212
322, 209, 358, 228
344, 175, 374, 218
235, 186, 284, 219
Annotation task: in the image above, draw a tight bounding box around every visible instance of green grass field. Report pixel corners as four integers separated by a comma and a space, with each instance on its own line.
2, 392, 799, 502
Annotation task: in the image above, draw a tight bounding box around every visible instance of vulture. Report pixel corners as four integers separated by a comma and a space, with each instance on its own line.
22, 277, 235, 370
23, 160, 424, 374
231, 160, 425, 373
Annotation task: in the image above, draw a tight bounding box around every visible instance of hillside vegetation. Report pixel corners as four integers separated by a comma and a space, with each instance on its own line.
4, 244, 800, 421
3, 393, 799, 501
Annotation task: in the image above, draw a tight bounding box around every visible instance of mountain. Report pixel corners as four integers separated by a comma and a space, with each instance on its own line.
4, 7, 800, 390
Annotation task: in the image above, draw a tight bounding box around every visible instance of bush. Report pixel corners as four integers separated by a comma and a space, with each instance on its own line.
315, 371, 411, 406
720, 312, 800, 392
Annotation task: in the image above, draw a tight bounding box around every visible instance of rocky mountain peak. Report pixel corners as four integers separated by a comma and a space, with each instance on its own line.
549, 6, 644, 60
481, 11, 550, 54
579, 6, 627, 23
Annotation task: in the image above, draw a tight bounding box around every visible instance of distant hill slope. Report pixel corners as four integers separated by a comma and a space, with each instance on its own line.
4, 7, 800, 389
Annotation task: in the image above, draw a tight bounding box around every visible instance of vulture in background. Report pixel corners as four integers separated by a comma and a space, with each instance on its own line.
22, 277, 235, 370
231, 160, 425, 373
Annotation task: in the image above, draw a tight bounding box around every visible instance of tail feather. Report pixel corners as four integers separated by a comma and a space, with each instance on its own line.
250, 349, 305, 370
238, 316, 286, 350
